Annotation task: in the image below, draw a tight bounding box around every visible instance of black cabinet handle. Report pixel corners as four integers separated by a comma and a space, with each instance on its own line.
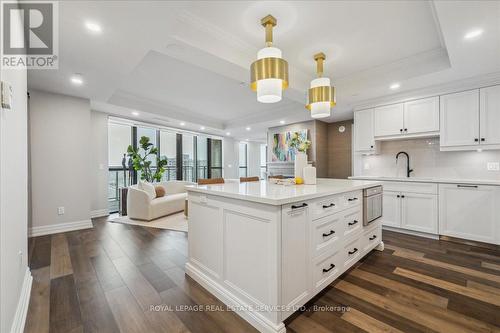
396, 194, 400, 198
404, 128, 408, 132
348, 248, 358, 255
322, 263, 335, 273
322, 203, 335, 209
370, 145, 374, 149
369, 235, 377, 240
400, 129, 403, 132
474, 138, 479, 142
322, 230, 335, 237
481, 138, 485, 142
348, 197, 358, 202
291, 203, 308, 209
348, 220, 358, 226
401, 195, 405, 198
457, 184, 478, 188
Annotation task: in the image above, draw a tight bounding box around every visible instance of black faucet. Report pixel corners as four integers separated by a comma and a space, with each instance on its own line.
396, 151, 414, 178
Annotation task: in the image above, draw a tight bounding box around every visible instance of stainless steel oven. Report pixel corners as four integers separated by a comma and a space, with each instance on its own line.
363, 186, 383, 226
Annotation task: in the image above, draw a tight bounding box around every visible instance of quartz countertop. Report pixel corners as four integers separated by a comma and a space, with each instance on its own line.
349, 176, 500, 186
186, 178, 381, 205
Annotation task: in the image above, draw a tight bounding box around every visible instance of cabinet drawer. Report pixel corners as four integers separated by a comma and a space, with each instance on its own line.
343, 237, 362, 270
381, 181, 437, 194
361, 223, 382, 254
311, 213, 344, 257
343, 207, 362, 240
311, 195, 341, 220
341, 190, 362, 208
312, 249, 343, 292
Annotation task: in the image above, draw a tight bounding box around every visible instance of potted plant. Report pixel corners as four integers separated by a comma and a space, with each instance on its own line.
289, 132, 311, 179
127, 136, 168, 183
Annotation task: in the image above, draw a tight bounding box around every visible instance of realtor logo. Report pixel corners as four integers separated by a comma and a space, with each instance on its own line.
1, 1, 58, 69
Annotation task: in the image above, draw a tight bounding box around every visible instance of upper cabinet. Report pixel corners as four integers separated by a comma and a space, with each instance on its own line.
354, 109, 378, 153
373, 97, 439, 139
440, 87, 500, 151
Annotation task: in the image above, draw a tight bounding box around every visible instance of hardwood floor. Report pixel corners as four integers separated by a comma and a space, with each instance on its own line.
25, 218, 500, 333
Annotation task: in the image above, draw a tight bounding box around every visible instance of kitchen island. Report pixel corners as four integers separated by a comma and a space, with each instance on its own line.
185, 179, 383, 333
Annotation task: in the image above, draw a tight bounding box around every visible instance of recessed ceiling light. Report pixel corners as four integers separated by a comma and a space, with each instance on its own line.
246, 138, 249, 141
477, 149, 483, 152
180, 122, 186, 126
200, 126, 205, 130
245, 127, 251, 131
85, 21, 102, 33
464, 29, 483, 40
70, 74, 84, 85
226, 132, 231, 136
279, 120, 285, 124
390, 83, 400, 90
131, 111, 140, 117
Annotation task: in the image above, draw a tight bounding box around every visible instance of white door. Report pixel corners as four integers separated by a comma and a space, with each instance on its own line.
374, 103, 404, 137
381, 191, 401, 228
403, 97, 439, 135
439, 184, 499, 244
440, 89, 480, 147
401, 193, 438, 234
354, 109, 375, 152
480, 85, 500, 146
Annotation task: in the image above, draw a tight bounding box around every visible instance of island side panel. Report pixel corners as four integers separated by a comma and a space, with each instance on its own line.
186, 191, 284, 331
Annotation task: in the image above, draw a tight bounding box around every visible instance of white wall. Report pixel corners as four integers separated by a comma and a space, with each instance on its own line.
90, 111, 109, 216
29, 90, 91, 233
354, 138, 500, 180
247, 142, 261, 178
223, 137, 239, 179
0, 7, 29, 332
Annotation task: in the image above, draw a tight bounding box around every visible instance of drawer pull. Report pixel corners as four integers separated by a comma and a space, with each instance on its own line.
322, 230, 335, 237
322, 203, 335, 209
291, 203, 308, 209
457, 184, 478, 188
348, 220, 358, 226
369, 235, 377, 241
322, 263, 335, 273
348, 197, 358, 202
348, 248, 358, 255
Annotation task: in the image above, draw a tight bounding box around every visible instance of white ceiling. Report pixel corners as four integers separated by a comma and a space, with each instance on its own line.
28, 1, 500, 141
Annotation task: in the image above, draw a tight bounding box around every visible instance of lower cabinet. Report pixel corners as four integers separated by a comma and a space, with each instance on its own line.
382, 186, 438, 234
439, 184, 500, 244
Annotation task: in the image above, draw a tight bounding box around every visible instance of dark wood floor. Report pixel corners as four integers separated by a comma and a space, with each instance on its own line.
25, 217, 500, 333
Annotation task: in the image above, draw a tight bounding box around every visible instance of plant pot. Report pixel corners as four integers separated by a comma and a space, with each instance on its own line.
294, 152, 308, 179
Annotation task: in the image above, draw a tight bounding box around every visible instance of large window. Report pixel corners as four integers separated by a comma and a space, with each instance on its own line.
196, 136, 208, 180
260, 144, 267, 179
108, 122, 132, 213
159, 131, 177, 181
182, 134, 195, 182
209, 139, 223, 178
239, 143, 248, 178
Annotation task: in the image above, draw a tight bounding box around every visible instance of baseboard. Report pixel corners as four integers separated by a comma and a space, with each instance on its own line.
383, 226, 439, 240
29, 219, 93, 237
10, 267, 32, 333
91, 209, 109, 218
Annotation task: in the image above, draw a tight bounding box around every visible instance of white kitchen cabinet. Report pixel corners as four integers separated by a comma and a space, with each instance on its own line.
440, 89, 480, 148
354, 109, 377, 153
374, 103, 404, 137
381, 191, 401, 228
404, 97, 439, 135
401, 193, 438, 234
480, 85, 500, 146
439, 184, 500, 244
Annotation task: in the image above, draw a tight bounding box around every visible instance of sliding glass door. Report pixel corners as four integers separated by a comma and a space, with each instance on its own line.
159, 131, 177, 181
108, 122, 132, 213
209, 139, 223, 178
239, 143, 248, 177
182, 134, 195, 182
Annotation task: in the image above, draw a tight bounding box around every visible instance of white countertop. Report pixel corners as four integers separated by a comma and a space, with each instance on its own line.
186, 178, 381, 205
349, 176, 500, 186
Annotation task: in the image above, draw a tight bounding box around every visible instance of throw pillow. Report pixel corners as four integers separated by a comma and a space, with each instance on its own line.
139, 180, 156, 201
155, 185, 166, 198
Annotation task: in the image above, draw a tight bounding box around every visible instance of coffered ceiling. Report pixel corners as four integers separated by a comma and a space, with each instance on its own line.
27, 1, 500, 140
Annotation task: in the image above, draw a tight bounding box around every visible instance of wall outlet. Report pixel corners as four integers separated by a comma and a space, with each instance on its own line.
57, 206, 65, 215
487, 162, 500, 171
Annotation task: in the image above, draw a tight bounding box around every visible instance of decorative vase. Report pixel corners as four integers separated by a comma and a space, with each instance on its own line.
303, 164, 317, 185
294, 151, 308, 179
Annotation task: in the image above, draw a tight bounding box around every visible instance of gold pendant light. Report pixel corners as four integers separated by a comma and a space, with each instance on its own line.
250, 15, 289, 103
306, 52, 336, 118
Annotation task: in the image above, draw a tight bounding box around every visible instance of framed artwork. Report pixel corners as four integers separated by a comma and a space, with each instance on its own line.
271, 129, 308, 162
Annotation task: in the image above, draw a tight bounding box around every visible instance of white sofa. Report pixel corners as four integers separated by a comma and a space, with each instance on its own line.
127, 180, 195, 221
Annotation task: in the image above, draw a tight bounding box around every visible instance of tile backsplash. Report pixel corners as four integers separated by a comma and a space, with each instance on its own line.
355, 138, 500, 180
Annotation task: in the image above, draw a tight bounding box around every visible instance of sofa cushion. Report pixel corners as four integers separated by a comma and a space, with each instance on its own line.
139, 181, 156, 201
150, 193, 187, 218
155, 185, 166, 198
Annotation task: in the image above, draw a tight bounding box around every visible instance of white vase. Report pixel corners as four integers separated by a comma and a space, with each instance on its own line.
303, 165, 317, 184
294, 152, 307, 179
